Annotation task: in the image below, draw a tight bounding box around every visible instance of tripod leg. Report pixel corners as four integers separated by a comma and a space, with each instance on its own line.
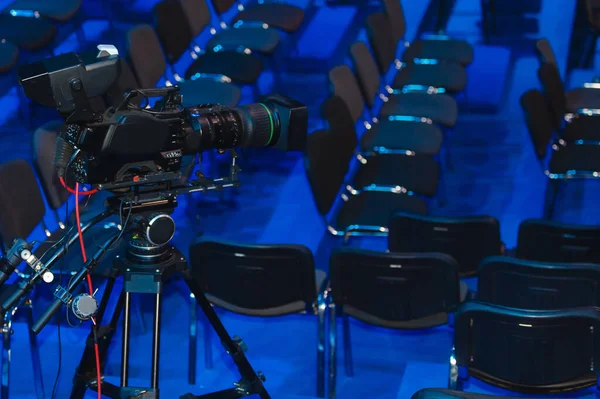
151, 293, 162, 390
189, 293, 198, 384
1, 310, 12, 399
182, 272, 270, 399
121, 291, 132, 387
24, 300, 44, 399
70, 276, 124, 399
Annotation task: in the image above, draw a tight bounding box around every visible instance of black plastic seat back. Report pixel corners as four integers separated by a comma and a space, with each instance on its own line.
153, 0, 195, 64
127, 24, 168, 88
32, 121, 70, 211
350, 41, 382, 109
520, 89, 554, 160
210, 0, 236, 15
0, 160, 46, 245
537, 63, 567, 129
189, 239, 318, 316
330, 248, 461, 328
411, 389, 512, 399
382, 0, 406, 43
328, 65, 366, 123
517, 219, 600, 263
104, 59, 141, 108
366, 12, 397, 75
455, 302, 600, 390
180, 0, 212, 37
388, 212, 501, 277
304, 97, 357, 216
535, 38, 558, 67
478, 256, 600, 310
320, 95, 359, 148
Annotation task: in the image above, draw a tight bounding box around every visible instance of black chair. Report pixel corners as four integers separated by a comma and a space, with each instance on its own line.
187, 239, 327, 396
305, 127, 428, 241
180, 0, 280, 56
583, 0, 600, 68
126, 24, 241, 108
0, 160, 49, 399
516, 218, 600, 263
520, 89, 600, 218
0, 39, 18, 74
2, 0, 81, 23
478, 256, 600, 309
327, 249, 466, 398
382, 0, 473, 66
0, 14, 56, 51
537, 62, 600, 129
153, 0, 264, 86
322, 96, 440, 197
451, 301, 600, 395
346, 43, 459, 128
211, 0, 305, 34
388, 212, 502, 277
411, 389, 517, 398
534, 38, 558, 68
366, 12, 467, 94
323, 94, 443, 157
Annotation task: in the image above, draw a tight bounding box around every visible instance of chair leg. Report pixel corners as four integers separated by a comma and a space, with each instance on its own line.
327, 302, 337, 399
203, 309, 213, 370
23, 300, 44, 399
544, 179, 561, 220
188, 293, 198, 385
448, 346, 459, 390
1, 311, 13, 399
342, 314, 353, 377
317, 294, 327, 397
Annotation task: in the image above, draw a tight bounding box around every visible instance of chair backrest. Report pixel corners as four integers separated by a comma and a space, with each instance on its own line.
411, 389, 509, 399
210, 0, 236, 15
330, 248, 461, 328
180, 0, 212, 37
519, 89, 554, 160
153, 0, 195, 64
189, 239, 318, 316
517, 219, 600, 263
32, 121, 70, 211
537, 62, 567, 128
320, 95, 358, 149
478, 256, 600, 310
0, 160, 46, 245
305, 97, 357, 216
382, 0, 406, 43
366, 12, 397, 75
104, 59, 141, 108
455, 301, 600, 390
585, 0, 600, 27
350, 41, 381, 109
328, 65, 365, 123
388, 212, 502, 277
535, 38, 558, 67
127, 24, 167, 88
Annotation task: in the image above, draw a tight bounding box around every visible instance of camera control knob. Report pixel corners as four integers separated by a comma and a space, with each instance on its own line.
71, 293, 98, 320
145, 213, 175, 246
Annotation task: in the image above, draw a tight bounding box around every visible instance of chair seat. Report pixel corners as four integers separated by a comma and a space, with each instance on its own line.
0, 40, 18, 73
565, 87, 600, 112
403, 39, 474, 66
361, 120, 443, 155
4, 0, 81, 22
393, 62, 467, 93
353, 154, 439, 196
549, 144, 600, 175
380, 93, 458, 127
234, 3, 305, 33
564, 115, 600, 142
178, 79, 241, 108
208, 26, 280, 55
184, 51, 263, 85
334, 191, 427, 232
0, 15, 56, 50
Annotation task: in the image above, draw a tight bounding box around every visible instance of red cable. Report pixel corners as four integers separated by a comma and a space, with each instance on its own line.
75, 184, 102, 399
60, 176, 98, 195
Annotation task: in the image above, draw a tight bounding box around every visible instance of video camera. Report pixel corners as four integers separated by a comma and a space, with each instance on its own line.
18, 45, 308, 191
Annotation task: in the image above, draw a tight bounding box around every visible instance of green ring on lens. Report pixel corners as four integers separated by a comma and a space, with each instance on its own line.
259, 103, 274, 145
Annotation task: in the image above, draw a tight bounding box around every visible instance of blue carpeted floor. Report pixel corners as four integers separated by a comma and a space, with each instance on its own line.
1, 0, 600, 398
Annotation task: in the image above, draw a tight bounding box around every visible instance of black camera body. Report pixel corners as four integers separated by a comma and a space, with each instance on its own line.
19, 46, 308, 189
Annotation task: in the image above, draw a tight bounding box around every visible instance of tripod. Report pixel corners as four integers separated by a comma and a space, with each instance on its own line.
66, 210, 270, 399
